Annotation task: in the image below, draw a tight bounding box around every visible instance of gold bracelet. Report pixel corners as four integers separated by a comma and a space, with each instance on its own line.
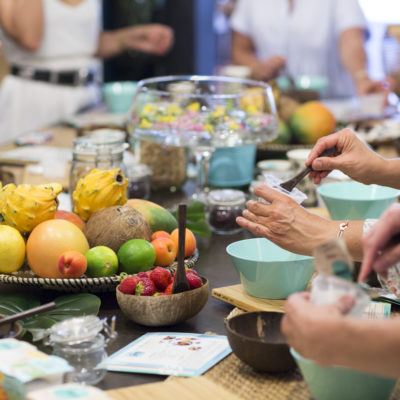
337, 221, 349, 238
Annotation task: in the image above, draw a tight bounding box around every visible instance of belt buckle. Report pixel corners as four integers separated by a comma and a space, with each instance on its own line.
19, 66, 35, 80
75, 68, 89, 86
49, 70, 58, 85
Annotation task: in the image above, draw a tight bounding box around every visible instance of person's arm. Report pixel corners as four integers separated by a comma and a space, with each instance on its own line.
231, 30, 285, 81
0, 0, 43, 51
236, 185, 364, 260
96, 24, 173, 59
306, 128, 400, 189
282, 293, 400, 378
339, 27, 394, 95
360, 204, 400, 281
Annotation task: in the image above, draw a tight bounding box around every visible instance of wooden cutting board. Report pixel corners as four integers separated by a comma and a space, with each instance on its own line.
106, 376, 242, 400
212, 284, 285, 313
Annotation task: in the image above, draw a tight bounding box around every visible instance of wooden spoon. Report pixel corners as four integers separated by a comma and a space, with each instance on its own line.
0, 301, 56, 327
172, 204, 190, 294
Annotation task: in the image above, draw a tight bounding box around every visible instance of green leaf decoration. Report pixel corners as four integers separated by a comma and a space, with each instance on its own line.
172, 201, 211, 237
0, 294, 40, 315
0, 293, 101, 342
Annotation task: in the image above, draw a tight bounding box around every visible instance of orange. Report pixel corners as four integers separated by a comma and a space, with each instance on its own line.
170, 228, 196, 258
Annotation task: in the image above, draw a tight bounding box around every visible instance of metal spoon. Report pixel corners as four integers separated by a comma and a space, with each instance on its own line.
280, 145, 339, 192
171, 204, 190, 294
0, 301, 56, 327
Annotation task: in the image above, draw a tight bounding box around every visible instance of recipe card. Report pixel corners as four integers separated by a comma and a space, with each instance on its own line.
105, 332, 231, 377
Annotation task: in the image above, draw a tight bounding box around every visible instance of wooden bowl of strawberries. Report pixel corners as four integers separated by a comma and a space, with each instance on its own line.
116, 267, 209, 327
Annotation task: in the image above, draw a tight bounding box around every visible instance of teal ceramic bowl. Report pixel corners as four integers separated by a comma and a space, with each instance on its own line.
226, 238, 314, 299
102, 81, 138, 113
317, 180, 399, 220
291, 348, 396, 400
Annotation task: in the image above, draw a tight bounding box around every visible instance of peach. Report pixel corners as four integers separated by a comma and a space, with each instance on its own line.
58, 250, 87, 278
151, 237, 178, 267
170, 228, 196, 258
151, 230, 171, 241
55, 210, 85, 230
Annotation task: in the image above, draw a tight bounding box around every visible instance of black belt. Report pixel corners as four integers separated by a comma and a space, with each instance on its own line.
11, 65, 97, 86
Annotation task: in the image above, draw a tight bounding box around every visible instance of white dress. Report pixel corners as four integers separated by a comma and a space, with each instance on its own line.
0, 0, 102, 145
230, 0, 367, 99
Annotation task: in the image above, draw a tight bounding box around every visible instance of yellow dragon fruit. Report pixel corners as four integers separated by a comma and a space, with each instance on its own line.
0, 182, 62, 234
72, 168, 128, 221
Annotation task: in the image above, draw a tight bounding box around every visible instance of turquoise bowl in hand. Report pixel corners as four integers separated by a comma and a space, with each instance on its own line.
291, 348, 396, 400
226, 238, 314, 299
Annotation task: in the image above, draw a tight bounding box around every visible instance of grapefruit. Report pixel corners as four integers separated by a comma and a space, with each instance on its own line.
26, 219, 89, 278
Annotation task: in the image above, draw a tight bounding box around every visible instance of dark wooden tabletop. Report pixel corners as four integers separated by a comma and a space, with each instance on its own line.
0, 180, 254, 391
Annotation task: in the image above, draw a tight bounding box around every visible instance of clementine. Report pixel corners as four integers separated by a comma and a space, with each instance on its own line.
170, 228, 196, 258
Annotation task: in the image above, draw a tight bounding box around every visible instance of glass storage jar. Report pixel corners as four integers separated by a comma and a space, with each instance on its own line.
69, 129, 128, 205
45, 315, 117, 385
207, 189, 246, 235
126, 163, 152, 199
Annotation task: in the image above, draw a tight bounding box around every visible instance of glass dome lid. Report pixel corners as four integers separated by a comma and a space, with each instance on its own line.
127, 75, 279, 148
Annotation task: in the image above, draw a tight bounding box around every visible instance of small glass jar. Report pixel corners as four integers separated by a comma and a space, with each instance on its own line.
126, 163, 152, 199
45, 315, 116, 385
208, 189, 246, 235
69, 129, 128, 204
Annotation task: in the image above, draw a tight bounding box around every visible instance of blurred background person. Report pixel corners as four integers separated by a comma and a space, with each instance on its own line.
0, 0, 173, 145
230, 0, 394, 98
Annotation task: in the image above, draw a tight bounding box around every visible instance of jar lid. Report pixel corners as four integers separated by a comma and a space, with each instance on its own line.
48, 315, 104, 344
208, 189, 246, 206
126, 163, 152, 179
73, 130, 127, 156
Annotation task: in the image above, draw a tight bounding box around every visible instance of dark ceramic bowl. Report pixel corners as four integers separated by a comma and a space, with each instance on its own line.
225, 311, 295, 372
0, 316, 23, 339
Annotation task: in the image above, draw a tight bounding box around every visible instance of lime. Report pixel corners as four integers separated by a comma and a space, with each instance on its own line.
117, 239, 156, 274
0, 226, 25, 273
85, 246, 118, 278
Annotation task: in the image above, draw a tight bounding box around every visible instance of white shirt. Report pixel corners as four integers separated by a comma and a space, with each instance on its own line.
0, 0, 101, 144
230, 0, 367, 98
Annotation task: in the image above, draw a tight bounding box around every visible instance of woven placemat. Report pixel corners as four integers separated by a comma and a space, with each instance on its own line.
168, 308, 400, 400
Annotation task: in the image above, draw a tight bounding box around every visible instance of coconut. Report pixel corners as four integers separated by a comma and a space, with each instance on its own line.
83, 205, 152, 253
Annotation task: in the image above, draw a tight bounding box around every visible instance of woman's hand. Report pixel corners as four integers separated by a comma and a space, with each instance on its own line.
359, 204, 400, 282
306, 128, 386, 185
121, 24, 174, 56
236, 185, 336, 255
251, 55, 286, 81
281, 292, 354, 364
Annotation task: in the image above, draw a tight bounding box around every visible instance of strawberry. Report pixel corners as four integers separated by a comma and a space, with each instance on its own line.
153, 292, 168, 296
137, 271, 150, 279
150, 267, 172, 291
118, 276, 139, 294
185, 271, 202, 289
164, 280, 174, 295
135, 278, 156, 296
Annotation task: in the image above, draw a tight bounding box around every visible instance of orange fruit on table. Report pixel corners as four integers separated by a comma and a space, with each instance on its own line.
26, 219, 89, 278
151, 237, 177, 266
170, 228, 196, 258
